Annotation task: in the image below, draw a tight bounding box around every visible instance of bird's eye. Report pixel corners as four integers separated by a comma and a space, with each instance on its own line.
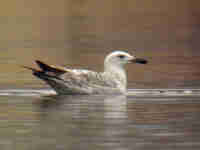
118, 55, 125, 59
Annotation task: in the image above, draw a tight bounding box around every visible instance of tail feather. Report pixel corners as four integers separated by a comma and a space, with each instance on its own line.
35, 60, 66, 75
22, 60, 66, 81
21, 65, 45, 77
21, 65, 40, 72
22, 65, 56, 82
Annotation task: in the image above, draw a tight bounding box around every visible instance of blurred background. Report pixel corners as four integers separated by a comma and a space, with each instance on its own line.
0, 0, 200, 89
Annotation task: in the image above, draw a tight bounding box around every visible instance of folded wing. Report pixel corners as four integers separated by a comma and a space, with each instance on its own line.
23, 60, 119, 94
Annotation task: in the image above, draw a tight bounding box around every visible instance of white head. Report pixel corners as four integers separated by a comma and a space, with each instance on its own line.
104, 51, 147, 92
104, 51, 147, 72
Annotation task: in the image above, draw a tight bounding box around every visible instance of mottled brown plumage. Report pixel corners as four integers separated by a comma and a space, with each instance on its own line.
24, 51, 147, 95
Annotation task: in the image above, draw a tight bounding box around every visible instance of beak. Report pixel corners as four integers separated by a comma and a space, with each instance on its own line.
131, 58, 148, 64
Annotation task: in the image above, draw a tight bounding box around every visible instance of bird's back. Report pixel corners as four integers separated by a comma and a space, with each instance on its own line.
26, 60, 124, 94
57, 69, 123, 94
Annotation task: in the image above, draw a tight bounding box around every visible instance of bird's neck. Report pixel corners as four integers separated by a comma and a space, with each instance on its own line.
104, 64, 127, 91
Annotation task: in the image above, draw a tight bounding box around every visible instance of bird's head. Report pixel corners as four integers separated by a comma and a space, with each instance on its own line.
104, 51, 147, 70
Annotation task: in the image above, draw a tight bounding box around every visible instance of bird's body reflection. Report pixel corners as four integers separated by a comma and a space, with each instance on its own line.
34, 94, 130, 150
31, 93, 200, 150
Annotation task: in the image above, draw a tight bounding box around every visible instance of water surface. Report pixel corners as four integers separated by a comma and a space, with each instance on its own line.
0, 89, 200, 150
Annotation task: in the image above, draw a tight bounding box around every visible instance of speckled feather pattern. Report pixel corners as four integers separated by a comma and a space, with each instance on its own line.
37, 69, 123, 94
29, 51, 147, 95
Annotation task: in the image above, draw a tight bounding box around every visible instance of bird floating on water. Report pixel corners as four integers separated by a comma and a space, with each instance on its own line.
24, 51, 148, 95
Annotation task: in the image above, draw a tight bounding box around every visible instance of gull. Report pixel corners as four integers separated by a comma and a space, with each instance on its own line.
24, 51, 147, 95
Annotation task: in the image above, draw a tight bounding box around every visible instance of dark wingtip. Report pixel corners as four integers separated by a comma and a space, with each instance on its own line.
35, 60, 66, 74
35, 60, 45, 67
35, 60, 51, 72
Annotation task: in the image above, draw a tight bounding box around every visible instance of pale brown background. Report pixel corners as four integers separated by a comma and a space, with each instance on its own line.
0, 0, 200, 88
